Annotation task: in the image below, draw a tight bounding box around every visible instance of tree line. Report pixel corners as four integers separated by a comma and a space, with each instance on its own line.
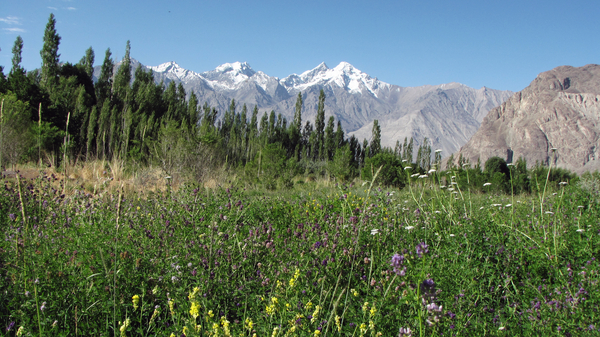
0, 14, 575, 192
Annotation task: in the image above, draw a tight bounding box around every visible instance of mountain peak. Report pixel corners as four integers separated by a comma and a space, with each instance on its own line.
149, 61, 182, 73
214, 62, 255, 77
334, 61, 355, 72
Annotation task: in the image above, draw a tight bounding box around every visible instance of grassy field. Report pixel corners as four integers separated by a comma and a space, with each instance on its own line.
1, 168, 599, 336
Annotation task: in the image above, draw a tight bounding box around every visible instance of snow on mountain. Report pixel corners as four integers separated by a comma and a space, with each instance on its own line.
282, 62, 390, 97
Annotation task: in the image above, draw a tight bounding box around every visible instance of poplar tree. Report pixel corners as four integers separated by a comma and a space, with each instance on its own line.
324, 116, 335, 161
314, 89, 326, 160
370, 119, 381, 157
112, 40, 131, 107
96, 49, 114, 106
40, 13, 61, 90
11, 36, 24, 73
78, 47, 95, 79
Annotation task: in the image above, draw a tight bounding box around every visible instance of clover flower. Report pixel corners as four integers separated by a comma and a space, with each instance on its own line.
398, 327, 412, 336
416, 242, 429, 258
391, 254, 406, 276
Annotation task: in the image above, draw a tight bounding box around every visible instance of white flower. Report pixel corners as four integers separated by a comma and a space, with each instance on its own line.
435, 211, 441, 214
505, 204, 512, 207
480, 207, 484, 210
545, 211, 554, 215
418, 175, 428, 179
404, 226, 415, 230
402, 159, 408, 163
440, 185, 446, 189
428, 169, 436, 174
448, 187, 455, 191
449, 234, 455, 237
404, 166, 412, 170
506, 163, 514, 166
576, 229, 585, 232
492, 204, 502, 207
462, 163, 469, 167
411, 173, 420, 178
435, 149, 442, 153
370, 229, 379, 235
559, 181, 568, 185
483, 182, 492, 187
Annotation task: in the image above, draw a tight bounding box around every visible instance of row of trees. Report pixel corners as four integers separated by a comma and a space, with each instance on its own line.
1, 13, 574, 192
0, 13, 442, 183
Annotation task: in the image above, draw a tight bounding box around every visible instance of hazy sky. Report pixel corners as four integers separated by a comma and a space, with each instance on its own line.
2, 0, 599, 92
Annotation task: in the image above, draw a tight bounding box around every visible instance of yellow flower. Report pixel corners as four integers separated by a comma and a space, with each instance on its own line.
190, 301, 201, 319
306, 301, 313, 310
169, 334, 176, 337
132, 294, 140, 310
182, 326, 189, 335
271, 297, 279, 305
168, 300, 175, 317
351, 289, 359, 297
370, 305, 377, 318
271, 326, 279, 337
208, 310, 214, 318
369, 320, 375, 330
311, 305, 321, 323
362, 302, 369, 313
314, 330, 321, 336
335, 315, 342, 332
245, 317, 254, 330
359, 323, 367, 336
119, 318, 130, 337
188, 286, 200, 300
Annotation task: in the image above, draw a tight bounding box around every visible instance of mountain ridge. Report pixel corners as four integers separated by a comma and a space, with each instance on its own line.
93, 59, 513, 155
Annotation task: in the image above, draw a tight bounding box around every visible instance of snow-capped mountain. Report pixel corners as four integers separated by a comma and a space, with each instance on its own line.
94, 59, 513, 155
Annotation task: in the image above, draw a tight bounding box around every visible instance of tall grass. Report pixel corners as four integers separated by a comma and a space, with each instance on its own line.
0, 169, 598, 336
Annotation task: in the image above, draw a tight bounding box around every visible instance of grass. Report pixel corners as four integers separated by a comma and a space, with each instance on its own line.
0, 169, 599, 336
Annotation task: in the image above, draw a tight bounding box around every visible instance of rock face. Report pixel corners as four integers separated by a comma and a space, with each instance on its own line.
454, 64, 600, 173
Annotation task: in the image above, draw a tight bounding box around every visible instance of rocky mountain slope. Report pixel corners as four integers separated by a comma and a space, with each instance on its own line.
95, 60, 512, 155
453, 64, 600, 173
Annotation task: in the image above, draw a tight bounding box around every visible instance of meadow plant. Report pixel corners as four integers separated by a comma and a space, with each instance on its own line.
0, 170, 598, 335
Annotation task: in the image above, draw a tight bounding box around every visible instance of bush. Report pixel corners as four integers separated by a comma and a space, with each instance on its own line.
362, 153, 406, 188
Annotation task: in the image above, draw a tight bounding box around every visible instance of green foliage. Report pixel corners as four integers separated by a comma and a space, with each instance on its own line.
328, 144, 356, 182
362, 152, 406, 188
484, 156, 510, 193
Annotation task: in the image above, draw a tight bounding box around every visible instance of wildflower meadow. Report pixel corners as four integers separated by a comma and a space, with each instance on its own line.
1, 167, 599, 336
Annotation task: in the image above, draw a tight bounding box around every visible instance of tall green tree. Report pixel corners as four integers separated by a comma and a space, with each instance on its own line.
370, 119, 381, 157
324, 116, 335, 161
78, 47, 95, 79
11, 36, 24, 73
40, 13, 61, 91
112, 40, 132, 108
314, 89, 326, 160
96, 48, 114, 106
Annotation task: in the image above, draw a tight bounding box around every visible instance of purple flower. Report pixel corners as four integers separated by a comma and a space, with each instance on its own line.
416, 242, 429, 258
391, 254, 406, 276
420, 278, 435, 292
6, 321, 15, 332
40, 301, 47, 312
8, 214, 15, 221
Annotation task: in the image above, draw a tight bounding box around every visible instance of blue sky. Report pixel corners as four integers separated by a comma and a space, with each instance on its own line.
2, 0, 599, 92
